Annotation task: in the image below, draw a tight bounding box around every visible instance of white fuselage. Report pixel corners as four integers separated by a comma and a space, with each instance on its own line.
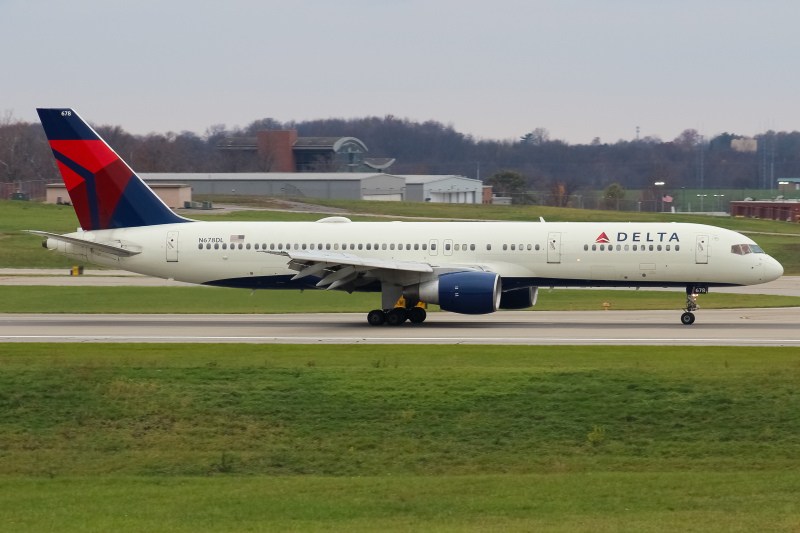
48, 220, 783, 290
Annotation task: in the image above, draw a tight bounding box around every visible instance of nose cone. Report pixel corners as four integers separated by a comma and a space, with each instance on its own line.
765, 257, 784, 282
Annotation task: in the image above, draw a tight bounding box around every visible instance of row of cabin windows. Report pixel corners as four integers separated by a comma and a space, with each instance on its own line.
196, 242, 482, 251
197, 242, 546, 252
196, 242, 681, 253
502, 244, 541, 251
584, 243, 681, 252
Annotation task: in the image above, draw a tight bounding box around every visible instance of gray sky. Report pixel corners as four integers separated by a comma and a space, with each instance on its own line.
3, 0, 798, 144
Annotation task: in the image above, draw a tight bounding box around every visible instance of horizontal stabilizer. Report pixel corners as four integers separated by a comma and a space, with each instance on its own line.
25, 230, 141, 257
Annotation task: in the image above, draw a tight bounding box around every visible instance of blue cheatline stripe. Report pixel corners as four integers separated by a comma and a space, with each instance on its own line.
36, 109, 99, 141
52, 149, 100, 230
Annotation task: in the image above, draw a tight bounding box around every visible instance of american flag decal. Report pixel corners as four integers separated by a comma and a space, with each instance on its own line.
230, 235, 245, 243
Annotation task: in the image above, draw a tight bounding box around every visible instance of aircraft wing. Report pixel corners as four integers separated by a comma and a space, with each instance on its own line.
265, 249, 437, 290
25, 230, 142, 257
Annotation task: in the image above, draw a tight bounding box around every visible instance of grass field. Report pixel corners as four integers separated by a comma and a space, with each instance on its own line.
1, 285, 799, 313
1, 343, 799, 531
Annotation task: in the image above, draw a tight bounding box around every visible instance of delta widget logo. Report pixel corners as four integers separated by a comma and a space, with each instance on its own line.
595, 232, 610, 243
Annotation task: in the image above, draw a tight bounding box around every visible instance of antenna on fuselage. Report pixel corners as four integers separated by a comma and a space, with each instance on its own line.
539, 217, 546, 223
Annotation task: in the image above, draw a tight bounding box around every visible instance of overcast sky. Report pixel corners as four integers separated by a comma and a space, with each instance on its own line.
3, 0, 798, 145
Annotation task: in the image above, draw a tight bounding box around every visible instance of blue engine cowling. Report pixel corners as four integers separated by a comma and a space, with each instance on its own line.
423, 271, 501, 315
499, 287, 538, 309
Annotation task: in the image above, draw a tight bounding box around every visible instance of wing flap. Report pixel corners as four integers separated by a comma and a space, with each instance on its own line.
267, 249, 434, 275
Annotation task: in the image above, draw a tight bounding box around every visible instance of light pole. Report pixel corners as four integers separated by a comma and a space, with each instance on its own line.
654, 181, 665, 212
714, 194, 725, 213
697, 194, 707, 212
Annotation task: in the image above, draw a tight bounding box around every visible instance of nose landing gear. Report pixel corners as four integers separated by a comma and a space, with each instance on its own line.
680, 286, 704, 325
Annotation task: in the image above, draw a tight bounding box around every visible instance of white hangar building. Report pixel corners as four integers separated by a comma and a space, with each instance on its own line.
401, 175, 484, 204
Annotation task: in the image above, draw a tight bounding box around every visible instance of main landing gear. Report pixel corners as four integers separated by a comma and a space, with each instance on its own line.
367, 306, 427, 326
680, 287, 701, 325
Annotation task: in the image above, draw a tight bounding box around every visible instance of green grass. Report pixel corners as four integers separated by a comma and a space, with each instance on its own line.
1, 473, 798, 532
1, 343, 800, 531
2, 343, 800, 477
0, 285, 798, 313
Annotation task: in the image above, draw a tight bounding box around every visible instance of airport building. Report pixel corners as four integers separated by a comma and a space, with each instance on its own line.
43, 173, 485, 204
730, 199, 800, 223
217, 131, 396, 173
139, 173, 407, 201
401, 175, 484, 204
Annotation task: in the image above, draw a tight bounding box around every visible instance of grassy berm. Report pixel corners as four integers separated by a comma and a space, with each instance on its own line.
4, 343, 800, 476
2, 343, 800, 531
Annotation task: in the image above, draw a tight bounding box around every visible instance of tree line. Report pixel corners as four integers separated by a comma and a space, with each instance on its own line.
2, 110, 799, 205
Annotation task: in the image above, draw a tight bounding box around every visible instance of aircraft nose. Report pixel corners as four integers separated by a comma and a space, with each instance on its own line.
765, 257, 784, 282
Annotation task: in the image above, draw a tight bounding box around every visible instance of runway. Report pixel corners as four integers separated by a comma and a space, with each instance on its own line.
2, 308, 800, 346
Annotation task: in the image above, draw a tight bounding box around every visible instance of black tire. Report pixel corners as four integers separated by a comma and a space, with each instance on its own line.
407, 307, 427, 323
386, 308, 407, 326
680, 312, 695, 325
367, 309, 386, 326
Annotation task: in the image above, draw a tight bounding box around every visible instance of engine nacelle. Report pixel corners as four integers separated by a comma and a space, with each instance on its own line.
409, 271, 501, 315
499, 287, 538, 309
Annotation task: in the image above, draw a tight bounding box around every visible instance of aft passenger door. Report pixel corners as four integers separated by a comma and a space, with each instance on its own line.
166, 231, 179, 262
547, 232, 561, 264
695, 234, 708, 264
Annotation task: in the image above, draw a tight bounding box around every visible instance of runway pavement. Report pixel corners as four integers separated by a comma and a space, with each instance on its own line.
2, 307, 800, 346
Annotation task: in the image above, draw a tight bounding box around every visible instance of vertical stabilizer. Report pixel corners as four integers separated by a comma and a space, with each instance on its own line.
37, 108, 190, 230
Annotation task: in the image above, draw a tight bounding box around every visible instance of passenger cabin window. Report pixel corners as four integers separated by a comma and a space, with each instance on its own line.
486, 244, 492, 250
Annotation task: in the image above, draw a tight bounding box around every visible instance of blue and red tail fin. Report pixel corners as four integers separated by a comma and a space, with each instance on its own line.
37, 108, 190, 230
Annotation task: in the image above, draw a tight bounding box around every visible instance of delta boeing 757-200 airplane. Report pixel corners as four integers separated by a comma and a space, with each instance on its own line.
30, 108, 783, 325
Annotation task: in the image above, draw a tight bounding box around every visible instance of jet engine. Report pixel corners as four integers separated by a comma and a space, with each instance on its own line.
499, 287, 538, 309
406, 271, 501, 314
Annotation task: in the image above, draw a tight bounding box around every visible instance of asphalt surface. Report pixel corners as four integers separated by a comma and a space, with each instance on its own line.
2, 269, 798, 346
2, 308, 799, 346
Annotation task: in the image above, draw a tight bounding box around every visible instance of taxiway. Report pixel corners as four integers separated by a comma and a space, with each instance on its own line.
2, 308, 799, 346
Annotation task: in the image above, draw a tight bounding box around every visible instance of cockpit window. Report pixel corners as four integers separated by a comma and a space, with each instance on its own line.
731, 244, 765, 255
